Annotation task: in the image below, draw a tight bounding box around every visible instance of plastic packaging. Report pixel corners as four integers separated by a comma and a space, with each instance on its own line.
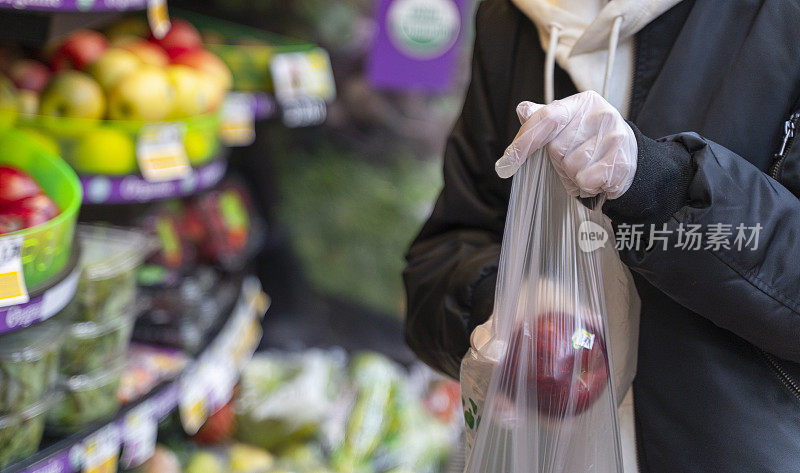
47, 361, 123, 433
60, 314, 135, 376
0, 393, 56, 469
77, 225, 154, 322
0, 320, 62, 413
460, 148, 639, 473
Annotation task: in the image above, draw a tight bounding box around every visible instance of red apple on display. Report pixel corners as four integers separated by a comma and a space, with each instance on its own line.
502, 312, 609, 417
171, 49, 232, 91
8, 59, 51, 93
0, 215, 23, 233
0, 166, 41, 206
50, 30, 109, 71
150, 19, 202, 51
12, 194, 59, 227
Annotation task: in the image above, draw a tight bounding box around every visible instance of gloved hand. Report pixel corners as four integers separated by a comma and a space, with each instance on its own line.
495, 90, 637, 199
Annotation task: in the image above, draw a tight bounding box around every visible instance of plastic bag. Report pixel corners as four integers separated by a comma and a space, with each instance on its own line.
460, 148, 640, 472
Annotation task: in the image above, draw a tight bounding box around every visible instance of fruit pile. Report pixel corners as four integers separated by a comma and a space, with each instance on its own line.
0, 18, 232, 175
0, 166, 59, 233
10, 19, 232, 122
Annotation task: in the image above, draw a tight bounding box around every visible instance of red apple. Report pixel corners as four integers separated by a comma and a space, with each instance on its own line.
150, 18, 202, 51
0, 166, 41, 206
50, 30, 109, 71
0, 214, 24, 234
4, 193, 59, 228
8, 59, 51, 93
171, 48, 232, 91
502, 312, 609, 417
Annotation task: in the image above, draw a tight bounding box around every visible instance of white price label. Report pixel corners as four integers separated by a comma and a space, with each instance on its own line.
0, 235, 28, 308
220, 92, 256, 147
82, 425, 121, 473
147, 0, 171, 40
121, 404, 158, 468
137, 123, 191, 182
271, 50, 335, 103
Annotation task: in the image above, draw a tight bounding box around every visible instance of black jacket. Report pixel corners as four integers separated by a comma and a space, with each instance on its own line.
403, 1, 800, 471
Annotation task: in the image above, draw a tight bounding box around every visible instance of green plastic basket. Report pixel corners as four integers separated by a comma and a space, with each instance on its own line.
18, 112, 222, 175
0, 128, 82, 291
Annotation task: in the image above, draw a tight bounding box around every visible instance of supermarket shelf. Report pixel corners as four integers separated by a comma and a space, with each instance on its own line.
80, 152, 229, 205
0, 248, 79, 337
1, 276, 268, 473
0, 0, 146, 12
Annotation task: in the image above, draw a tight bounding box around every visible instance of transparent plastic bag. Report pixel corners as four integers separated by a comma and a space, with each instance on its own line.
460, 149, 639, 472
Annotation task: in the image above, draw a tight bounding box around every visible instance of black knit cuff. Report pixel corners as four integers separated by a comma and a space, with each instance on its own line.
603, 122, 694, 226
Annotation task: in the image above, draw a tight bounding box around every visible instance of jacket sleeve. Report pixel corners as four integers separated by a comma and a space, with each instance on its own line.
605, 124, 800, 363
402, 4, 511, 379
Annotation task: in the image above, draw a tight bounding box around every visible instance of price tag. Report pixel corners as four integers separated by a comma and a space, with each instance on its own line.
179, 378, 209, 434
136, 123, 191, 182
0, 236, 28, 308
147, 0, 171, 40
120, 404, 158, 468
82, 425, 121, 473
270, 49, 335, 128
270, 49, 336, 103
220, 92, 256, 147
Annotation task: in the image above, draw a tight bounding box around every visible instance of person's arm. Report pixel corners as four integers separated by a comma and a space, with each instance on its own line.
403, 2, 514, 379
604, 126, 800, 363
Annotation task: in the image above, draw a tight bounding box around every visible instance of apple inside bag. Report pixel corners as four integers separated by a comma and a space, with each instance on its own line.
460, 148, 638, 473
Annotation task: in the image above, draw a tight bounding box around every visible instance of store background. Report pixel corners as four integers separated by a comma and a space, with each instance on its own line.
0, 0, 476, 472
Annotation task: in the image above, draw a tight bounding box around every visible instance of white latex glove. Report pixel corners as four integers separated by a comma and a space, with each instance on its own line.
495, 90, 637, 199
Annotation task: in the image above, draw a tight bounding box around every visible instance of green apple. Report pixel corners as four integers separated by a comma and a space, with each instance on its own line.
39, 70, 105, 120
184, 127, 216, 165
88, 48, 141, 90
107, 67, 175, 121
0, 74, 18, 131
73, 127, 136, 174
165, 65, 209, 118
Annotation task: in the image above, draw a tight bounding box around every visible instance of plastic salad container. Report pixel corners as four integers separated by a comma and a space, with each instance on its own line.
0, 394, 56, 469
0, 128, 82, 290
47, 361, 123, 433
0, 320, 61, 414
76, 225, 154, 322
60, 314, 135, 376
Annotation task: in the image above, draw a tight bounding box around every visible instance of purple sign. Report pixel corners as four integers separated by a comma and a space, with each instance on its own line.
81, 158, 227, 205
0, 267, 78, 335
367, 0, 470, 92
0, 0, 146, 11
20, 449, 74, 473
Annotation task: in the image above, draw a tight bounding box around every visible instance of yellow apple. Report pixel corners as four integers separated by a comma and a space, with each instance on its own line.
165, 65, 209, 118
73, 127, 136, 174
183, 128, 216, 165
108, 67, 175, 122
39, 70, 105, 120
88, 48, 141, 90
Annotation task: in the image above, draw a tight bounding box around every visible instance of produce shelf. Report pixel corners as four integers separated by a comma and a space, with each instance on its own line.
0, 0, 147, 12
0, 276, 268, 473
79, 152, 228, 205
0, 247, 79, 336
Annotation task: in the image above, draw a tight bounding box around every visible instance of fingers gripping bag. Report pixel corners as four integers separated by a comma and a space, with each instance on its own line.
460, 147, 640, 473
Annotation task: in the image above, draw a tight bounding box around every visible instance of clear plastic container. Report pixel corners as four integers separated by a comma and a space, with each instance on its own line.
47, 361, 123, 434
0, 320, 62, 413
60, 314, 135, 376
0, 393, 56, 469
77, 225, 155, 322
